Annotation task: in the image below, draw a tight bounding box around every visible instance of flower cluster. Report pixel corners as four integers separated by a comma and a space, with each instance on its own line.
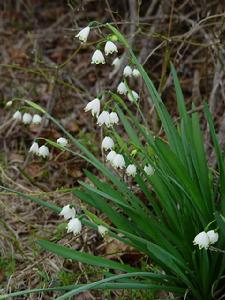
29, 137, 68, 158
12, 111, 42, 125
193, 230, 219, 250
59, 205, 108, 237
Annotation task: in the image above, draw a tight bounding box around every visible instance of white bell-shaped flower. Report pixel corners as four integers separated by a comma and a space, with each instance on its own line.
97, 111, 111, 127
38, 145, 49, 158
112, 57, 121, 69
132, 68, 140, 77
98, 225, 108, 237
75, 26, 90, 43
22, 113, 32, 124
67, 218, 82, 235
123, 65, 132, 77
144, 164, 154, 176
32, 114, 42, 125
102, 136, 114, 150
106, 150, 117, 163
128, 90, 139, 102
57, 137, 68, 147
112, 154, 125, 169
126, 164, 137, 177
29, 142, 39, 155
109, 112, 119, 125
117, 82, 127, 95
84, 98, 100, 117
59, 204, 76, 220
91, 50, 105, 64
6, 101, 13, 107
104, 41, 118, 55
13, 110, 22, 121
193, 231, 210, 249
206, 230, 219, 245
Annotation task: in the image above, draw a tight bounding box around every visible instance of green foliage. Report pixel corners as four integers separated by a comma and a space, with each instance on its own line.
2, 24, 225, 300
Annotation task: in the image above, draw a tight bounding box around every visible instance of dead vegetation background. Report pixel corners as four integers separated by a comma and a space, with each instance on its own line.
0, 0, 224, 299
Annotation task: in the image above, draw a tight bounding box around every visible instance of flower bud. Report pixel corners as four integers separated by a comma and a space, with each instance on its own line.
22, 113, 32, 124
91, 50, 105, 64
59, 205, 76, 220
102, 136, 114, 150
104, 41, 118, 55
57, 137, 68, 147
75, 26, 90, 43
67, 218, 82, 235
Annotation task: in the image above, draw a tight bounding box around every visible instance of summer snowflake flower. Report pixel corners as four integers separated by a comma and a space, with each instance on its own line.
98, 225, 108, 237
97, 111, 111, 127
102, 136, 114, 150
13, 110, 22, 121
193, 231, 210, 249
127, 90, 139, 102
57, 137, 68, 147
117, 82, 127, 95
38, 145, 49, 158
206, 230, 219, 244
22, 113, 32, 124
132, 68, 140, 77
32, 114, 42, 125
29, 142, 39, 155
144, 164, 154, 176
112, 57, 120, 69
59, 205, 76, 220
112, 154, 125, 169
126, 164, 137, 177
75, 26, 90, 43
104, 41, 118, 55
123, 65, 132, 77
109, 112, 119, 125
106, 150, 117, 163
91, 50, 105, 64
67, 218, 82, 235
84, 98, 100, 117
6, 101, 12, 107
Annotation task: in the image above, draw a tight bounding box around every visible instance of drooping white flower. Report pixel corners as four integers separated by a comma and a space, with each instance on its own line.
106, 150, 117, 163
29, 142, 39, 155
57, 137, 68, 147
132, 68, 140, 77
75, 26, 90, 43
126, 164, 137, 177
102, 136, 114, 150
97, 111, 111, 127
193, 231, 210, 249
32, 114, 42, 125
22, 113, 32, 124
67, 218, 82, 235
206, 230, 219, 245
98, 225, 108, 237
84, 98, 100, 117
6, 101, 13, 107
117, 82, 127, 95
12, 110, 22, 121
59, 204, 76, 220
112, 57, 121, 69
109, 112, 119, 125
91, 50, 105, 64
38, 145, 49, 158
144, 164, 154, 176
123, 65, 132, 77
127, 90, 139, 102
112, 154, 125, 169
104, 41, 118, 55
